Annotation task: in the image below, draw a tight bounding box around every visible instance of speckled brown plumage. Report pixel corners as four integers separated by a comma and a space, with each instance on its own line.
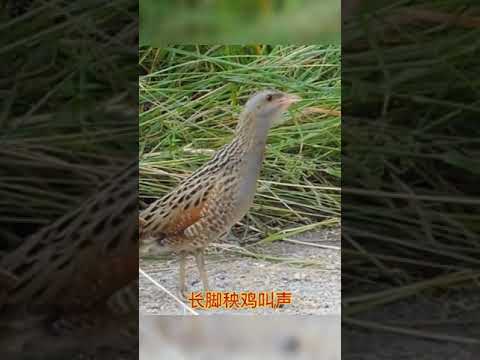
140, 90, 301, 296
0, 161, 138, 357
1, 161, 138, 311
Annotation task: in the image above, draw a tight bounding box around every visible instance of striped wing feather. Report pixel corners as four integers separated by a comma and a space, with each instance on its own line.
140, 176, 220, 240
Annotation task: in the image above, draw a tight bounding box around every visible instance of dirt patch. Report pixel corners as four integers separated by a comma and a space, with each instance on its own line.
140, 315, 340, 360
140, 227, 341, 315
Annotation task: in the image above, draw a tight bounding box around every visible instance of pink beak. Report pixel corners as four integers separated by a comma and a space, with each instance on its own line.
276, 93, 302, 107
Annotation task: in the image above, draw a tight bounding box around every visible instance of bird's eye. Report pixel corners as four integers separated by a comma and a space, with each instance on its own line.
266, 94, 273, 102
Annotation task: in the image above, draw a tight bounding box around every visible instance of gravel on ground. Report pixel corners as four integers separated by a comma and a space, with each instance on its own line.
140, 227, 341, 315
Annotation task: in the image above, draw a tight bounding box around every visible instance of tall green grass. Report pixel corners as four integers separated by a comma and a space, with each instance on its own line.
140, 0, 340, 44
139, 45, 340, 242
0, 0, 137, 249
342, 1, 480, 342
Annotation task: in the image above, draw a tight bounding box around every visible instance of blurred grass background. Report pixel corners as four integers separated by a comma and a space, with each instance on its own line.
139, 45, 340, 244
140, 0, 340, 45
342, 0, 480, 348
0, 0, 137, 250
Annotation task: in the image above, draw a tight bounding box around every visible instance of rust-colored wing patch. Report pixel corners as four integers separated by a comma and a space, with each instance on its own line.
163, 201, 205, 235
140, 175, 220, 241
58, 250, 138, 312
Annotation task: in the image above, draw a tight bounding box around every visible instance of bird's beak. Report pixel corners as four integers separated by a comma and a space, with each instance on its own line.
276, 93, 302, 107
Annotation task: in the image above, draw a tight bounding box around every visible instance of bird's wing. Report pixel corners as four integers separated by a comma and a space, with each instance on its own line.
139, 174, 220, 239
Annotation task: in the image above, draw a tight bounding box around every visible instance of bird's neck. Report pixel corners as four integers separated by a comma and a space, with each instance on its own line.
234, 112, 271, 155
232, 112, 271, 199
227, 113, 271, 216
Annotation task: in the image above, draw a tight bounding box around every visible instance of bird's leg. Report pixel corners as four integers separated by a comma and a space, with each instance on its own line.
242, 214, 250, 243
178, 251, 187, 299
194, 249, 209, 294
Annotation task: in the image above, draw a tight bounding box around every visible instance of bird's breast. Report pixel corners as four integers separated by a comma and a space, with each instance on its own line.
230, 145, 266, 221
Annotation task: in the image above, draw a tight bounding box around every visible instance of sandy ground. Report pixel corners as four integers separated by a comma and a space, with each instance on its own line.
140, 315, 341, 360
140, 227, 340, 315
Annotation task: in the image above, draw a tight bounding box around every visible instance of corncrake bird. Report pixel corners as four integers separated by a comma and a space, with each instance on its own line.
139, 90, 301, 297
0, 161, 138, 358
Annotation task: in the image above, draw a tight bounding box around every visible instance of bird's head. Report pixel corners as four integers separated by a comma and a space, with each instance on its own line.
242, 90, 301, 129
